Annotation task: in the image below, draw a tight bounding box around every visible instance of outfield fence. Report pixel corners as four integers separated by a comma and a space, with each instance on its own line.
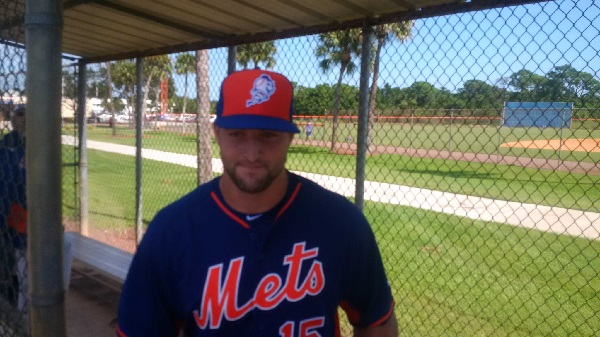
3, 0, 600, 336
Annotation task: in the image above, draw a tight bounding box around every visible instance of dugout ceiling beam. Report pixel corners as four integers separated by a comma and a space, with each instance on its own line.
1, 0, 551, 63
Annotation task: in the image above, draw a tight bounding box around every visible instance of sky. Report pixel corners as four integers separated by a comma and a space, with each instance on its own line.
171, 0, 599, 100
4, 0, 596, 103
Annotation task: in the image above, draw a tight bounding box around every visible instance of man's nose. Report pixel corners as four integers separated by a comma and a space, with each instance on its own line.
241, 137, 263, 159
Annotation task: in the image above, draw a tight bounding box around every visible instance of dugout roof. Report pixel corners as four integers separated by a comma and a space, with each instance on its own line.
3, 0, 546, 63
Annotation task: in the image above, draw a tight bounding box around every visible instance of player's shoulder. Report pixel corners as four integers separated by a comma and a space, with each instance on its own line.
0, 131, 19, 147
0, 145, 20, 169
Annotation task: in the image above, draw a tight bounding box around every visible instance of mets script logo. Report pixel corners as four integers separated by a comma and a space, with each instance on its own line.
246, 74, 276, 107
193, 242, 325, 329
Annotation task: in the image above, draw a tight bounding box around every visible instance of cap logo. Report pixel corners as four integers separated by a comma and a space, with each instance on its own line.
246, 74, 276, 108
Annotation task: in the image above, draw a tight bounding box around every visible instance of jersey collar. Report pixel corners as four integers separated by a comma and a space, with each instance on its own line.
210, 172, 302, 229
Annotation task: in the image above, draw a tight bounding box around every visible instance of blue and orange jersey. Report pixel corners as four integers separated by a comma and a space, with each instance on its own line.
0, 145, 27, 248
117, 173, 394, 337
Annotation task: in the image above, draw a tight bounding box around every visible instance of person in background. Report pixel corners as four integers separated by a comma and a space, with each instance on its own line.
1, 106, 26, 149
0, 105, 27, 313
0, 148, 19, 307
305, 119, 313, 140
117, 69, 397, 337
0, 105, 73, 317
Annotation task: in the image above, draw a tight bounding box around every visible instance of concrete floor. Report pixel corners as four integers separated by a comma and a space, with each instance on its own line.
66, 261, 120, 337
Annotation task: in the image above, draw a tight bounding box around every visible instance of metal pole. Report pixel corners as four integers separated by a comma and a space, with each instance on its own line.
410, 109, 415, 155
355, 24, 373, 210
228, 46, 236, 74
78, 61, 89, 236
135, 58, 144, 245
448, 108, 453, 153
25, 0, 66, 335
497, 103, 505, 164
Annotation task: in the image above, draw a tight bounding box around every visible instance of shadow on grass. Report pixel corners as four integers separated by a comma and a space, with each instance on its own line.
63, 205, 151, 229
289, 145, 329, 155
400, 168, 498, 180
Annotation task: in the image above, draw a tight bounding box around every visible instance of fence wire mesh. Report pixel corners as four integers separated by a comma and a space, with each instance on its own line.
2, 0, 600, 336
1, 0, 28, 335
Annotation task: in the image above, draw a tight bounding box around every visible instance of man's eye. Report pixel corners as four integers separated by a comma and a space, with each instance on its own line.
262, 132, 278, 139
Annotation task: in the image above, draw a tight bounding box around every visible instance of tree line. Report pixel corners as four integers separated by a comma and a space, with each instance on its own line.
64, 62, 600, 120
294, 64, 600, 119
61, 25, 599, 153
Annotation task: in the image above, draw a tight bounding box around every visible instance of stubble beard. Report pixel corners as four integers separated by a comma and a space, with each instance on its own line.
225, 164, 283, 194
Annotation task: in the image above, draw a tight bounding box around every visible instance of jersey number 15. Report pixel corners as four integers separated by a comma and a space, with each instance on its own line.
279, 317, 325, 337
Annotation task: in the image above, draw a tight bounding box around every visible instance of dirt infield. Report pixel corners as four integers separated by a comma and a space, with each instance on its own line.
500, 138, 600, 153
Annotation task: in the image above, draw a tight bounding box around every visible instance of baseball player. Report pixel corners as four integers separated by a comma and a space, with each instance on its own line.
0, 106, 28, 313
117, 69, 397, 336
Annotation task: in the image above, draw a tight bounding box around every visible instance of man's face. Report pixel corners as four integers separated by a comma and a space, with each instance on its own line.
214, 126, 293, 194
11, 109, 25, 135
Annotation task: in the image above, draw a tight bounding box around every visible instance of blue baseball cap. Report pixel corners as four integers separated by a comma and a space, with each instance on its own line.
215, 69, 300, 133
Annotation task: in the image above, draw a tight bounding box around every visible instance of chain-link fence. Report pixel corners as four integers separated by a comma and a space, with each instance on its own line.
2, 0, 600, 336
1, 0, 29, 335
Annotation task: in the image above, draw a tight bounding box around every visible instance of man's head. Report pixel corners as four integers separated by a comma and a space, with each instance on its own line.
214, 70, 298, 196
11, 106, 25, 136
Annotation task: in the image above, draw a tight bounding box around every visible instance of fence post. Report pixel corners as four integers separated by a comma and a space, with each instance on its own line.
135, 57, 144, 245
228, 46, 236, 74
448, 108, 454, 153
78, 61, 89, 236
355, 24, 372, 211
497, 103, 505, 164
25, 0, 67, 335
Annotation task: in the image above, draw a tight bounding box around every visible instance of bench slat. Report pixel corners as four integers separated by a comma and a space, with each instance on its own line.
65, 232, 133, 283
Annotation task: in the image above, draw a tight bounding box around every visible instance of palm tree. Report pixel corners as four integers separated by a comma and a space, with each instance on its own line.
143, 55, 171, 126
175, 52, 196, 133
368, 22, 413, 147
236, 41, 277, 70
316, 29, 362, 151
195, 49, 212, 185
111, 60, 137, 121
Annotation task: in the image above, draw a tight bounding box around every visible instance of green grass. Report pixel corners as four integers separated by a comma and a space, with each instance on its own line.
369, 202, 600, 337
63, 146, 200, 229
81, 122, 600, 162
363, 153, 599, 212
61, 147, 600, 337
296, 120, 600, 163
61, 126, 600, 337
78, 125, 600, 212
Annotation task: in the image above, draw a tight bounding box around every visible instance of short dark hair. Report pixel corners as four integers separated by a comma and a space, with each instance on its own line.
13, 106, 25, 116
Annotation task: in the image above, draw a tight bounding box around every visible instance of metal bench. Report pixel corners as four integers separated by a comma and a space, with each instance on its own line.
65, 231, 133, 290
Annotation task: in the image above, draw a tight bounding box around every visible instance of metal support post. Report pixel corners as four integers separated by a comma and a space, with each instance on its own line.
78, 62, 89, 236
228, 46, 237, 74
135, 58, 144, 245
355, 24, 373, 210
25, 0, 66, 335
